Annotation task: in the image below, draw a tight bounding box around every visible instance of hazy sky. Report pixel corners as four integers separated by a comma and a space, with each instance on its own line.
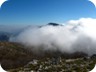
0, 0, 96, 26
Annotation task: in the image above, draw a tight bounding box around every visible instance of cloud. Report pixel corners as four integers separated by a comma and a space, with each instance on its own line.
9, 18, 96, 56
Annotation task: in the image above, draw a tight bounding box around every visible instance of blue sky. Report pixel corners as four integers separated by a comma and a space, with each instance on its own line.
0, 0, 96, 26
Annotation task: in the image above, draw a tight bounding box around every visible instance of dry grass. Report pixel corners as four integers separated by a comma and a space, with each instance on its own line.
0, 42, 33, 70
0, 42, 95, 72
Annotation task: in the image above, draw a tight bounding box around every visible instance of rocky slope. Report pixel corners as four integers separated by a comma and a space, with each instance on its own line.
0, 42, 96, 72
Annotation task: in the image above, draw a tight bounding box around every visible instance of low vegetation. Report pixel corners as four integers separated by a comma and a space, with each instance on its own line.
0, 42, 96, 72
0, 42, 33, 70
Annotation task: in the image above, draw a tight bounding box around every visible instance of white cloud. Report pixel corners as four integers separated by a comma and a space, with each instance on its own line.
10, 18, 96, 56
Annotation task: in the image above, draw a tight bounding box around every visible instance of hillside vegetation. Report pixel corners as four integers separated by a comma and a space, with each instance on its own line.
0, 42, 96, 72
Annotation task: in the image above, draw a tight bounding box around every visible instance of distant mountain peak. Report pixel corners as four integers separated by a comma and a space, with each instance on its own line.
47, 23, 62, 26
